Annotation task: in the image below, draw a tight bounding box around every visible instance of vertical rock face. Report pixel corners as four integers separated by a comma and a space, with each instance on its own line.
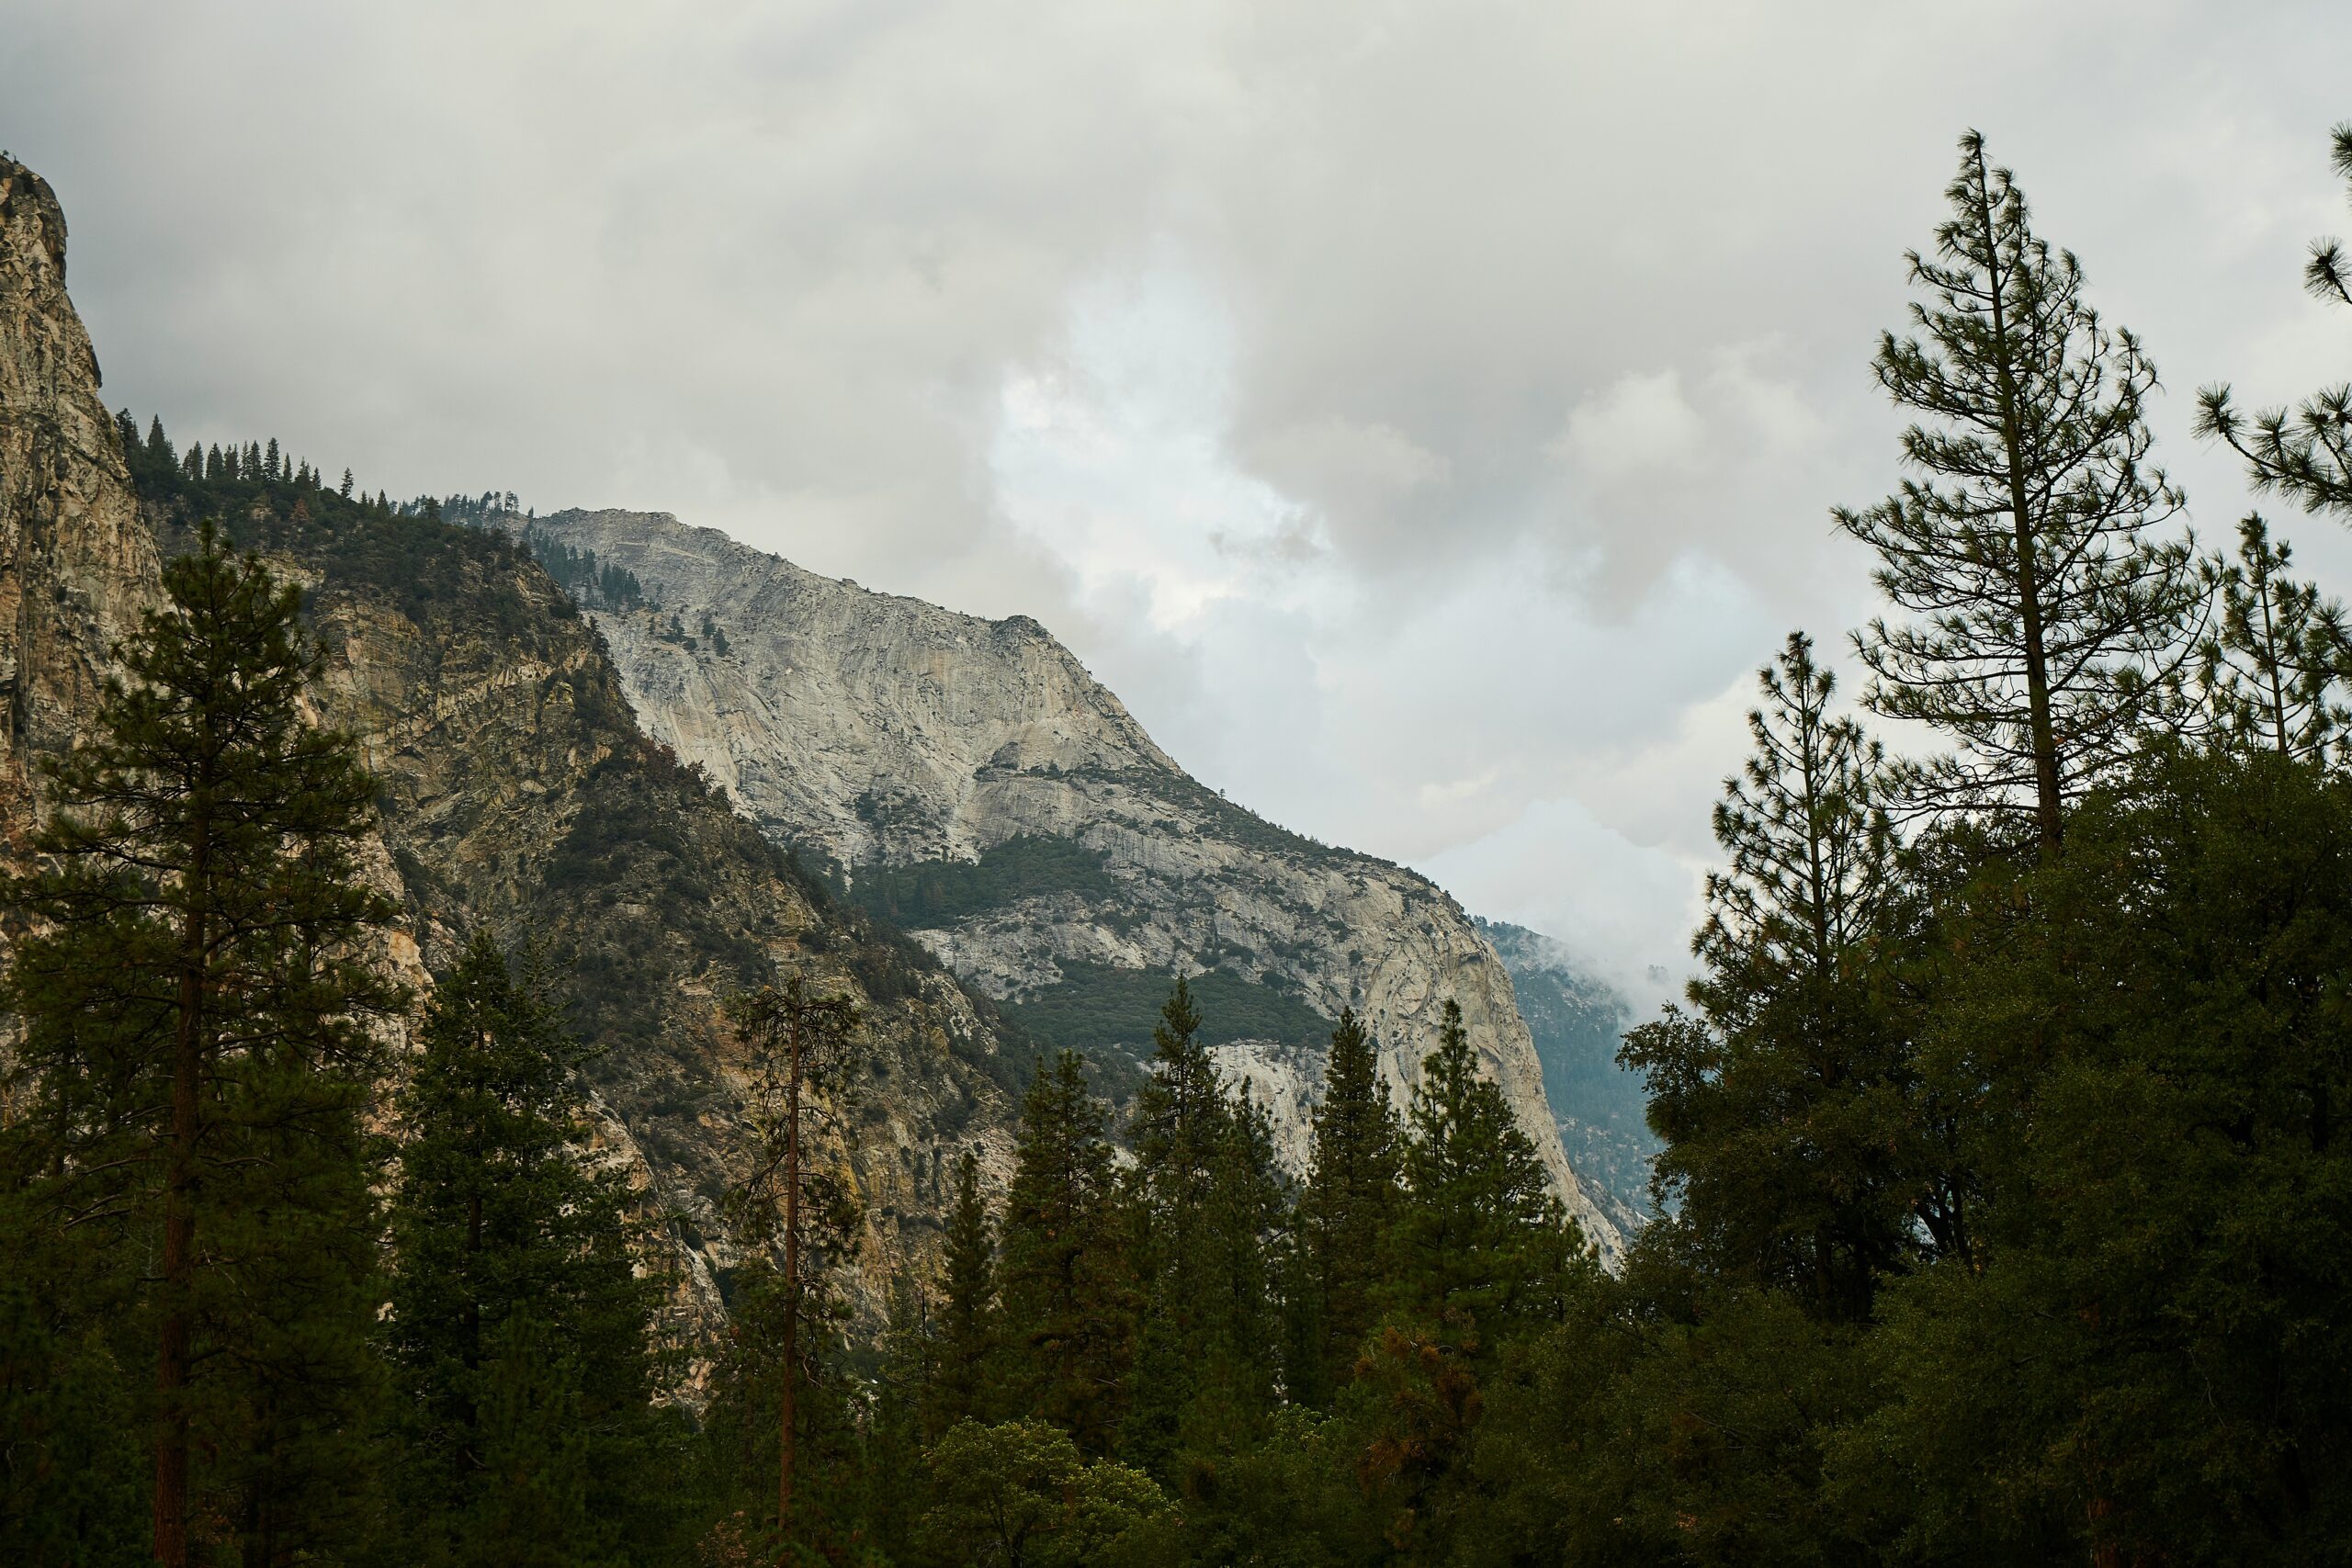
530, 508, 1623, 1257
0, 158, 163, 843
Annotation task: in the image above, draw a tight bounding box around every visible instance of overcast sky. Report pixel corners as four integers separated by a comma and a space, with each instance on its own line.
9, 2, 2352, 1000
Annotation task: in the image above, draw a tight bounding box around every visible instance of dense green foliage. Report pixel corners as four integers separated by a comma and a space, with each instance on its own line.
522, 524, 647, 610
852, 835, 1121, 928
381, 934, 684, 1566
1003, 958, 1330, 1055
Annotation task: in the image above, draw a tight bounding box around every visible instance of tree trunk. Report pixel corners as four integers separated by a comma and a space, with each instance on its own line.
1972, 139, 2064, 857
155, 821, 209, 1568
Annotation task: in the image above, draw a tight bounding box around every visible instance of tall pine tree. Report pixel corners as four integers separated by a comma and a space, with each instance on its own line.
997, 1051, 1134, 1456
1385, 1000, 1576, 1339
2, 523, 397, 1566
924, 1148, 1001, 1438
1623, 633, 1940, 1318
1837, 130, 2199, 855
382, 932, 677, 1566
1290, 1008, 1401, 1407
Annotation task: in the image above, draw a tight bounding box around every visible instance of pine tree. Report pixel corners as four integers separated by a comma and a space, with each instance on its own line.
2, 522, 397, 1566
2199, 123, 2352, 516
341, 467, 355, 499
382, 932, 675, 1565
1292, 1008, 1401, 1406
722, 976, 862, 1539
1623, 634, 1943, 1318
997, 1051, 1134, 1455
926, 1149, 1001, 1438
143, 414, 170, 466
1385, 1001, 1575, 1338
1121, 976, 1235, 1472
2191, 514, 2352, 763
264, 437, 280, 480
1197, 1083, 1287, 1411
1837, 130, 2199, 855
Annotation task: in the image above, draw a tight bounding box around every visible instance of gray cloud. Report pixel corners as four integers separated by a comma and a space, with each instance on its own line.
9, 0, 2351, 992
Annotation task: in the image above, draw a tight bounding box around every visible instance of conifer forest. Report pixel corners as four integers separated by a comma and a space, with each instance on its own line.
6, 28, 2352, 1568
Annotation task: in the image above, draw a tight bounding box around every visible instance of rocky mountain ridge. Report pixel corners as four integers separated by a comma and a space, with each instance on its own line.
526, 507, 1623, 1255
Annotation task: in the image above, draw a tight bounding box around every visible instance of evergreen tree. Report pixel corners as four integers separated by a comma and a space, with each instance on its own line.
143, 414, 170, 466
1838, 748, 2352, 1563
916, 1419, 1175, 1568
341, 467, 355, 499
1291, 1008, 1400, 1407
1121, 976, 1267, 1475
997, 1051, 1134, 1455
1385, 1000, 1576, 1338
721, 976, 862, 1540
1192, 1085, 1288, 1424
382, 932, 676, 1566
265, 437, 280, 480
1624, 633, 1941, 1317
1, 522, 397, 1566
2191, 513, 2352, 763
2199, 122, 2352, 515
1836, 130, 2199, 855
926, 1149, 1001, 1438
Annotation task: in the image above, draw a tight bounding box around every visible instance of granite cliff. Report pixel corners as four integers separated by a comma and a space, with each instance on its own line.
525, 508, 1623, 1255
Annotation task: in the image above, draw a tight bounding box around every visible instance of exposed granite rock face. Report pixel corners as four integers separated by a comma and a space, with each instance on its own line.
0, 163, 1023, 1374
0, 157, 163, 845
530, 509, 1623, 1258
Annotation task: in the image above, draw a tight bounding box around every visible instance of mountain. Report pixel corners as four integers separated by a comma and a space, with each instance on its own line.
0, 156, 1026, 1364
520, 508, 1624, 1256
1477, 919, 1659, 1235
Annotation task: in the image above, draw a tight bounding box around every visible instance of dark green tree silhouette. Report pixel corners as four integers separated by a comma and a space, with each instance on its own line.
925, 1148, 1002, 1438
997, 1051, 1134, 1455
1624, 632, 1939, 1318
2191, 513, 2352, 762
1290, 1008, 1401, 1406
382, 932, 677, 1565
1384, 1000, 1577, 1337
2, 523, 397, 1566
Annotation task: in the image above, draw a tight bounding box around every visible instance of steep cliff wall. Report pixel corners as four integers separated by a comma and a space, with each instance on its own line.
530, 508, 1623, 1256
0, 158, 162, 845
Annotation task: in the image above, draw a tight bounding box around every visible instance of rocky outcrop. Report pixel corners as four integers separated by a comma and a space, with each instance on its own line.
0, 158, 162, 846
529, 509, 1623, 1257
